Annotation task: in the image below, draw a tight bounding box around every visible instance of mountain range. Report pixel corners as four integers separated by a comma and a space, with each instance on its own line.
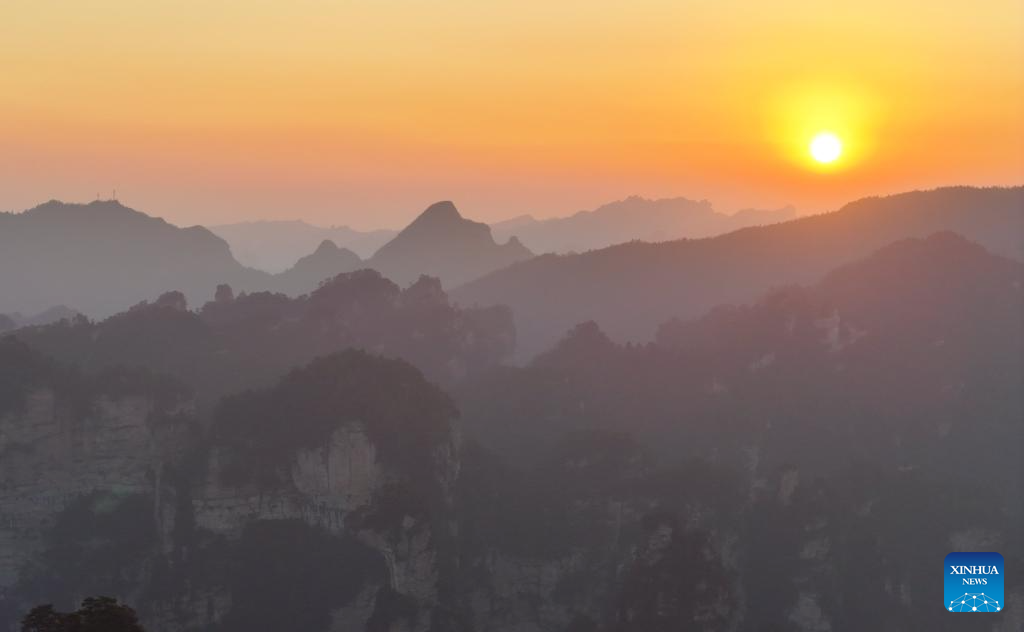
0, 199, 530, 318
453, 186, 1024, 358
0, 200, 264, 319
459, 230, 1023, 468
208, 196, 796, 272
11, 269, 514, 411
490, 196, 797, 254
5, 187, 1021, 355
208, 220, 397, 272
3, 224, 1019, 632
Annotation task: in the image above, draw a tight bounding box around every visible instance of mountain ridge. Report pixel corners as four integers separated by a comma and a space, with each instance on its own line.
208, 219, 397, 270
0, 199, 266, 318
0, 198, 532, 317
368, 200, 533, 287
453, 185, 1024, 359
490, 195, 798, 254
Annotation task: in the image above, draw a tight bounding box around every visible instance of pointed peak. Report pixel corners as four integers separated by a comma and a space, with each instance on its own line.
314, 239, 340, 254
533, 321, 617, 369
415, 201, 462, 224
503, 235, 533, 255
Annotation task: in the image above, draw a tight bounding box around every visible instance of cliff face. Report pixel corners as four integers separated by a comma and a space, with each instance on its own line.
458, 508, 741, 632
452, 456, 1022, 632
0, 376, 201, 632
2, 381, 1019, 632
189, 422, 459, 631
0, 389, 189, 589
0, 348, 461, 632
195, 426, 386, 535
4, 373, 698, 632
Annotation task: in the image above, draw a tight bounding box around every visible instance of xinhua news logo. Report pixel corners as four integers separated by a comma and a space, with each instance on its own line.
945, 552, 1004, 613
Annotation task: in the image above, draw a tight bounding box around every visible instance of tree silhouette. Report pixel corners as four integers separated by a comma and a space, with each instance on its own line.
21, 597, 145, 632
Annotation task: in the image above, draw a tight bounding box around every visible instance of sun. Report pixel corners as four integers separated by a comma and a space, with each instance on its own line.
809, 132, 842, 164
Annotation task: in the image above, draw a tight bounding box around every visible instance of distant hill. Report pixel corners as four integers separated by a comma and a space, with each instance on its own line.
209, 198, 794, 271
0, 200, 270, 318
453, 236, 1021, 632
271, 200, 539, 293
0, 201, 388, 318
369, 201, 533, 287
272, 240, 362, 294
12, 270, 515, 408
459, 231, 1023, 474
657, 231, 1022, 368
490, 196, 797, 254
0, 199, 537, 319
0, 305, 81, 332
208, 219, 397, 272
453, 186, 1024, 358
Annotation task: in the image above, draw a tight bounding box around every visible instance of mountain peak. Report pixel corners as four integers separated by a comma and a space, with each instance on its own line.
313, 239, 340, 255
414, 201, 462, 225
29, 199, 136, 219
86, 198, 128, 208
272, 240, 362, 295
293, 239, 360, 266
368, 200, 533, 287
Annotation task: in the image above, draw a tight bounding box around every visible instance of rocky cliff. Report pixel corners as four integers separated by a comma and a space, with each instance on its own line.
0, 343, 461, 632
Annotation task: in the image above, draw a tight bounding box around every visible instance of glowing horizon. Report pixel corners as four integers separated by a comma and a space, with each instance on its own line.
1, 1, 1021, 229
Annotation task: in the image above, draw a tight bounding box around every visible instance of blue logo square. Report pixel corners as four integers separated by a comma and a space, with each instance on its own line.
945, 552, 1004, 612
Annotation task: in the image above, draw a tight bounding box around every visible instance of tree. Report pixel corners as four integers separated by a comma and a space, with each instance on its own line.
21, 597, 145, 632
20, 605, 69, 632
214, 283, 235, 303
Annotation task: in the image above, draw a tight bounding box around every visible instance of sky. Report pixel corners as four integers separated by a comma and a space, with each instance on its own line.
1, 1, 1022, 229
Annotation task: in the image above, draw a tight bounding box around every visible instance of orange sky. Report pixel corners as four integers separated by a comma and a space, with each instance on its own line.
1, 1, 1021, 229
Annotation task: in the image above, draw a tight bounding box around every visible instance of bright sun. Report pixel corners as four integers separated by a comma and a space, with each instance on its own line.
809, 132, 842, 164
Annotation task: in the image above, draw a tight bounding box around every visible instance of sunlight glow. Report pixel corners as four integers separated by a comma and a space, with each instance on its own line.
765, 82, 880, 175
810, 132, 842, 163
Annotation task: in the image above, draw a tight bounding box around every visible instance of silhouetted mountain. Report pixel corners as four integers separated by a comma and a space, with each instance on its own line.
11, 269, 515, 409
271, 240, 362, 295
658, 231, 1022, 360
454, 186, 1024, 358
0, 201, 401, 318
490, 196, 797, 254
453, 232, 1021, 630
729, 205, 797, 225
0, 200, 271, 318
488, 213, 536, 235
0, 305, 81, 332
369, 201, 533, 287
460, 230, 1022, 477
208, 219, 397, 271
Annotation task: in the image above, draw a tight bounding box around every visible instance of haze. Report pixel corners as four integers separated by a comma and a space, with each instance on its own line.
2, 0, 1022, 228
1, 1, 1023, 628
